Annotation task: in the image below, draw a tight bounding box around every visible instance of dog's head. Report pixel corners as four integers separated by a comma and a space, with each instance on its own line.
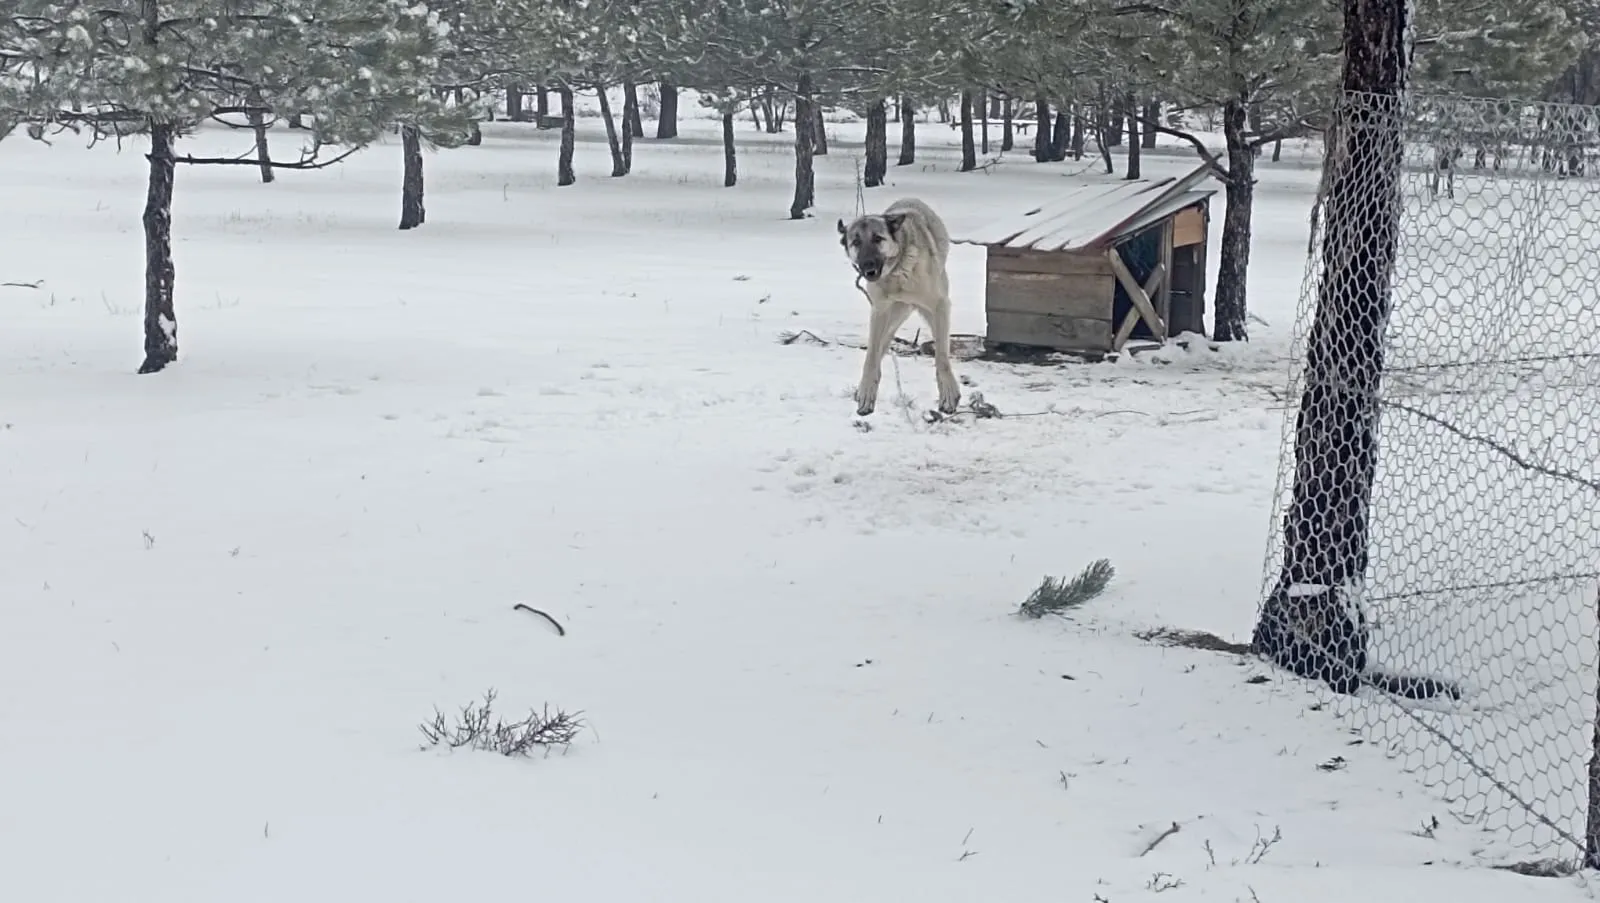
837, 211, 907, 282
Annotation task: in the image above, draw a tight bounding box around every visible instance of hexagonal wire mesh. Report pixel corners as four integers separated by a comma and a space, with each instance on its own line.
1259, 91, 1600, 863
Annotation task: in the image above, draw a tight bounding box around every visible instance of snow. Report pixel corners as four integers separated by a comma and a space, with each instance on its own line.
1, 106, 1595, 902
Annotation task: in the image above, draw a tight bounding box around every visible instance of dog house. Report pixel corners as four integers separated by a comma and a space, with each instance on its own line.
955, 164, 1218, 355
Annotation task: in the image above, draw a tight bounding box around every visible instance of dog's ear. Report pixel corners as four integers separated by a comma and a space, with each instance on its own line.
836, 218, 848, 236
883, 213, 907, 236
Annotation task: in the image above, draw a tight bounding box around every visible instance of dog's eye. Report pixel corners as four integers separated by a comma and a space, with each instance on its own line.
872, 235, 885, 244
850, 238, 861, 247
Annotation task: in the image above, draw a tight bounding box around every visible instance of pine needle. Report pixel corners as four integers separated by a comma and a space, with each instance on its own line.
1018, 559, 1115, 619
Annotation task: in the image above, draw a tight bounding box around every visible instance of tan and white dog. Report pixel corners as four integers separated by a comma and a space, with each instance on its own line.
836, 198, 960, 416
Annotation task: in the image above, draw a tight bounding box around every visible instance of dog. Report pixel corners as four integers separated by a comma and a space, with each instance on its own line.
836, 198, 960, 417
1429, 145, 1462, 200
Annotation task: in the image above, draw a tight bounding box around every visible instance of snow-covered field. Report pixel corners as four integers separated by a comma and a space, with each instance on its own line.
1, 105, 1595, 902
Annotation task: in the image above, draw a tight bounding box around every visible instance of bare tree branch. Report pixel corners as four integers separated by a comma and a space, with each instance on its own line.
1135, 114, 1230, 180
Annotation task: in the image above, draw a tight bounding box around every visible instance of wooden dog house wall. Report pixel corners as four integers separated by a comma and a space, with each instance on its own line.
956, 165, 1218, 355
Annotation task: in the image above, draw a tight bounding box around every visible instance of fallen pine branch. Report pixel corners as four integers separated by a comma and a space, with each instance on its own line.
1017, 559, 1115, 619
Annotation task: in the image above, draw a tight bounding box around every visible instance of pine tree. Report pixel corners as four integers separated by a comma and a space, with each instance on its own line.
4, 0, 462, 373
1412, 0, 1583, 95
1109, 0, 1339, 343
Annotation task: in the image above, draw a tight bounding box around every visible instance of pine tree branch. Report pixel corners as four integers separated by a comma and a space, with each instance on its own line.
1017, 560, 1116, 619
162, 146, 362, 170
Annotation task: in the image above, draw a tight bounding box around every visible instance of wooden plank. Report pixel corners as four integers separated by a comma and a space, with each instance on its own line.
1106, 250, 1167, 342
1170, 248, 1202, 335
1111, 307, 1142, 351
986, 270, 1114, 319
987, 246, 1113, 277
1158, 218, 1175, 335
987, 310, 1113, 351
1173, 206, 1206, 247
1110, 262, 1168, 350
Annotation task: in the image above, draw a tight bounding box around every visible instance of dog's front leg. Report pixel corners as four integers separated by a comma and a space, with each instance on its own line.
856, 301, 910, 416
927, 299, 961, 415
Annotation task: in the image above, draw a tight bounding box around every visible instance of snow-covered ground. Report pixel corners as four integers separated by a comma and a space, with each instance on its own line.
1, 104, 1594, 902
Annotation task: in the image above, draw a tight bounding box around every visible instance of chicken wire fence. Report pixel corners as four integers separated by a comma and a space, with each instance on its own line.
1258, 91, 1600, 864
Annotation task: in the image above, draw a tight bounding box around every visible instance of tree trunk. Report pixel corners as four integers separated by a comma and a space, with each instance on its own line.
455, 88, 482, 146
1053, 109, 1072, 163
898, 97, 916, 165
623, 79, 643, 148
1001, 96, 1014, 151
1095, 111, 1114, 174
139, 121, 178, 374
1141, 99, 1159, 148
1124, 91, 1141, 180
1107, 97, 1124, 146
1034, 94, 1050, 161
246, 90, 273, 184
789, 74, 816, 220
1254, 0, 1412, 698
760, 88, 783, 133
1272, 139, 1283, 162
656, 81, 679, 139
722, 111, 737, 187
597, 85, 627, 177
812, 106, 829, 155
536, 85, 550, 124
864, 98, 888, 187
959, 90, 977, 171
287, 112, 306, 130
398, 125, 425, 230
1071, 110, 1086, 159
557, 86, 576, 186
507, 85, 525, 121
1212, 100, 1253, 341
979, 89, 989, 154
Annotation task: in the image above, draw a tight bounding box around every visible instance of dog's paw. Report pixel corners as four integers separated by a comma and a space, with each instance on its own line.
936, 380, 961, 415
854, 383, 878, 416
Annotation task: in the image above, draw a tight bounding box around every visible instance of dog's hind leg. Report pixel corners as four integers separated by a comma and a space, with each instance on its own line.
856, 301, 913, 416
923, 300, 961, 415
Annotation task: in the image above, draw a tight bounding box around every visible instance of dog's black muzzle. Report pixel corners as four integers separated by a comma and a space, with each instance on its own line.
856, 258, 884, 281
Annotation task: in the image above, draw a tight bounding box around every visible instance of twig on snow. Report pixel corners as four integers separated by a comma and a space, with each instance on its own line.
778, 329, 831, 346
2, 280, 42, 289
1140, 821, 1182, 857
512, 603, 566, 636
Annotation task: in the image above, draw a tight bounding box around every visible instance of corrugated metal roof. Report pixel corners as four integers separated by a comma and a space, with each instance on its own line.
955, 163, 1219, 252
